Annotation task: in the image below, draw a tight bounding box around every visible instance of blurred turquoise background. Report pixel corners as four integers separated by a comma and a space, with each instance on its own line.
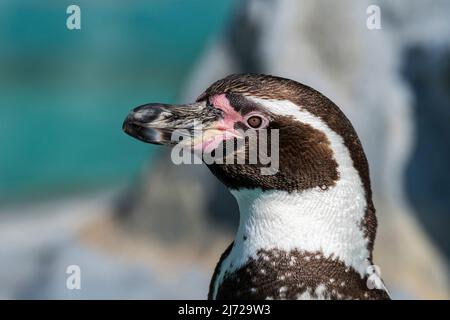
0, 0, 449, 300
0, 0, 235, 203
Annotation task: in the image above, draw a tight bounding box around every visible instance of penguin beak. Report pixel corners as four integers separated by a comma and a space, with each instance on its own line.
123, 102, 240, 151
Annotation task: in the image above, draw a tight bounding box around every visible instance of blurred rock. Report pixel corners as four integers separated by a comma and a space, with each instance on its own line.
0, 195, 214, 299
116, 151, 238, 246
403, 44, 450, 258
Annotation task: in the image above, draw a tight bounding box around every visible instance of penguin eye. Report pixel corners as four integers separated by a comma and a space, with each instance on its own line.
246, 115, 264, 128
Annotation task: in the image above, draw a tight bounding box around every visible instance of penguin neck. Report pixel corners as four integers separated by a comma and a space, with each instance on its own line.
229, 184, 372, 277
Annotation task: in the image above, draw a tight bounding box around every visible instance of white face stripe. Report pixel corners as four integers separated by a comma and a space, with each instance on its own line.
212, 98, 371, 299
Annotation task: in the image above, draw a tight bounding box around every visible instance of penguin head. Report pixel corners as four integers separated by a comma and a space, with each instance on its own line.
124, 74, 370, 195
124, 73, 381, 268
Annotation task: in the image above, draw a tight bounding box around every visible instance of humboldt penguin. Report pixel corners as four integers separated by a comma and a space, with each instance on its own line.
123, 74, 390, 300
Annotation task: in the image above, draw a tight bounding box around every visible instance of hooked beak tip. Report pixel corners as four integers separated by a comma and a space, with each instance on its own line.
122, 101, 225, 147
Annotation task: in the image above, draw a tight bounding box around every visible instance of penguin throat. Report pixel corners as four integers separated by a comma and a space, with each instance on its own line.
231, 187, 371, 273
211, 186, 372, 299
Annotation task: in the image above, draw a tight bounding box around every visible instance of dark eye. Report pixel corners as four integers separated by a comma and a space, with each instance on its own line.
247, 115, 263, 128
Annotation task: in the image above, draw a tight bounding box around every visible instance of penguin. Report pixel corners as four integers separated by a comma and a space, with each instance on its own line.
123, 74, 390, 300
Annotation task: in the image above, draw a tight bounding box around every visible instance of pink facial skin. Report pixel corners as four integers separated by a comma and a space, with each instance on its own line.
193, 94, 244, 153
211, 94, 244, 127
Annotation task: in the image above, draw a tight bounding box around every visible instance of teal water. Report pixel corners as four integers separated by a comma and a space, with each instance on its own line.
0, 0, 236, 203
